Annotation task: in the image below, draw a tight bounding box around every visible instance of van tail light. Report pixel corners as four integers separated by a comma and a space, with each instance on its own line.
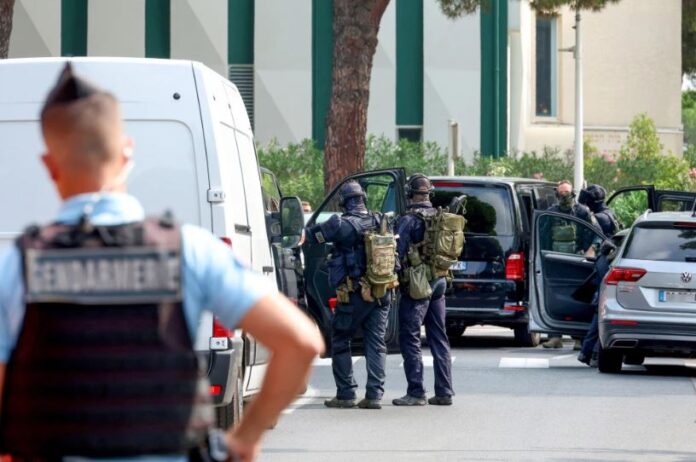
212, 317, 234, 338
328, 298, 337, 313
505, 252, 525, 281
604, 268, 646, 285
209, 385, 222, 396
221, 237, 232, 247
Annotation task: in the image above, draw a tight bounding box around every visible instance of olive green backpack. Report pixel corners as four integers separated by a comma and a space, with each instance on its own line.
405, 202, 466, 299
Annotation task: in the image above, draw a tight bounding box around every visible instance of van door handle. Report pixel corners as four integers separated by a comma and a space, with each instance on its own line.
262, 266, 274, 274
235, 224, 251, 234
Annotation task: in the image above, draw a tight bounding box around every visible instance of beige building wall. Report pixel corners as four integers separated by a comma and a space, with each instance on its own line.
254, 0, 312, 145
517, 0, 683, 157
88, 0, 145, 58
170, 0, 227, 77
8, 0, 61, 58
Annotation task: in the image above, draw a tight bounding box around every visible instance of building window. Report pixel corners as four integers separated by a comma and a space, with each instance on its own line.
535, 16, 557, 117
397, 127, 422, 142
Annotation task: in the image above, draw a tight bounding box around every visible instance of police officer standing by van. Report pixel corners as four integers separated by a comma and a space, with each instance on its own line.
578, 184, 620, 237
0, 64, 324, 462
393, 174, 463, 406
305, 181, 398, 410
540, 179, 597, 349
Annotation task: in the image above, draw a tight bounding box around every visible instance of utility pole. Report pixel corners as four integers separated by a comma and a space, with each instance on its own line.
448, 119, 459, 176
573, 9, 584, 192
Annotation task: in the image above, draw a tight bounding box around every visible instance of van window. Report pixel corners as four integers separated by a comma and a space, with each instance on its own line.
314, 173, 398, 224
261, 171, 282, 213
623, 225, 696, 262
432, 185, 514, 236
237, 133, 263, 205
534, 186, 557, 210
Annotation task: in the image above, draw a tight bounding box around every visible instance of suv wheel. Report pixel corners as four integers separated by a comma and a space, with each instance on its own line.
597, 347, 623, 373
215, 372, 244, 429
446, 325, 466, 341
513, 324, 540, 347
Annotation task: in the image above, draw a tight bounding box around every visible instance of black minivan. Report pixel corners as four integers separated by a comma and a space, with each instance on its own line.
429, 176, 558, 346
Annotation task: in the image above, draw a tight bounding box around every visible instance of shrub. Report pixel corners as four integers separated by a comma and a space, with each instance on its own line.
257, 114, 695, 210
256, 139, 325, 209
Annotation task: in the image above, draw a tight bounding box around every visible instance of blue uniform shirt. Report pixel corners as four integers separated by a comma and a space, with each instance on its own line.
1, 193, 274, 461
0, 192, 273, 363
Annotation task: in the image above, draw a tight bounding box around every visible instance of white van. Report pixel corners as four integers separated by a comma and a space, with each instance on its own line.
0, 57, 302, 428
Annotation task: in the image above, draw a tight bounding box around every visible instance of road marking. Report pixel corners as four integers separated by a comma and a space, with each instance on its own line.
551, 354, 575, 360
498, 357, 549, 368
313, 357, 361, 366
282, 385, 319, 415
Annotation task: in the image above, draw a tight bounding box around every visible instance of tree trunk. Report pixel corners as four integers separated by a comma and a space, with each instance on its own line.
0, 0, 15, 59
323, 0, 390, 193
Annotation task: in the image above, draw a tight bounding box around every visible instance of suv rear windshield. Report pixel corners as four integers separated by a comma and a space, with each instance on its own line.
623, 224, 696, 261
432, 184, 514, 236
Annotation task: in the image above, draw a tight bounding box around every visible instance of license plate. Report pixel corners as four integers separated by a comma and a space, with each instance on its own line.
659, 290, 696, 304
450, 261, 467, 271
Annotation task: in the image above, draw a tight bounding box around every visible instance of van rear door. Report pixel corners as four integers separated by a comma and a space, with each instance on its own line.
431, 181, 516, 311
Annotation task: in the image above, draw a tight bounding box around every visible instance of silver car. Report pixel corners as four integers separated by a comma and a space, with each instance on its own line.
596, 211, 696, 372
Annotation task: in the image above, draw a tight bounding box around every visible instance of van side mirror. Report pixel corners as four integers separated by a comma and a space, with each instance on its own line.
280, 196, 304, 248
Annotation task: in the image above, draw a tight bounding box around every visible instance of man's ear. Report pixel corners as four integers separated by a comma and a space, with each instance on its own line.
41, 153, 59, 182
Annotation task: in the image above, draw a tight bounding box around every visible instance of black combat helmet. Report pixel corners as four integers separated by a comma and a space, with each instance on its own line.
338, 180, 367, 208
578, 184, 607, 208
405, 173, 433, 199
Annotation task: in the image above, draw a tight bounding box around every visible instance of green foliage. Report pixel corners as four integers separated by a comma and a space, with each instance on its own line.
259, 115, 695, 217
256, 139, 325, 210
684, 144, 696, 168
683, 91, 696, 146
364, 135, 450, 176
436, 0, 483, 19
529, 0, 620, 15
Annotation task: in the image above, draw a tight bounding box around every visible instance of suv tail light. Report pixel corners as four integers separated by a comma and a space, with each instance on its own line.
505, 252, 525, 281
605, 267, 646, 285
220, 237, 232, 246
212, 317, 234, 338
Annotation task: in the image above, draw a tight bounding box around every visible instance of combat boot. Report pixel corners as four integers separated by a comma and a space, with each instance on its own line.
357, 398, 382, 409
324, 397, 356, 408
427, 395, 453, 406
392, 394, 426, 406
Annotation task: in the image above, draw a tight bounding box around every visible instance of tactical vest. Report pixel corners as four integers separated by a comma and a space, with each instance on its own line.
595, 209, 621, 237
410, 207, 466, 281
0, 216, 213, 458
337, 213, 379, 281
551, 220, 577, 253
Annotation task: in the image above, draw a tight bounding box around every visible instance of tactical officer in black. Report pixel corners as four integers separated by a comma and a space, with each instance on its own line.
305, 181, 395, 410
579, 184, 621, 237
540, 180, 598, 349
575, 239, 617, 366
392, 174, 454, 406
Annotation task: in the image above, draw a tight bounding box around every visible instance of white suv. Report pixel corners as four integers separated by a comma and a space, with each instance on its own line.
597, 211, 696, 373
